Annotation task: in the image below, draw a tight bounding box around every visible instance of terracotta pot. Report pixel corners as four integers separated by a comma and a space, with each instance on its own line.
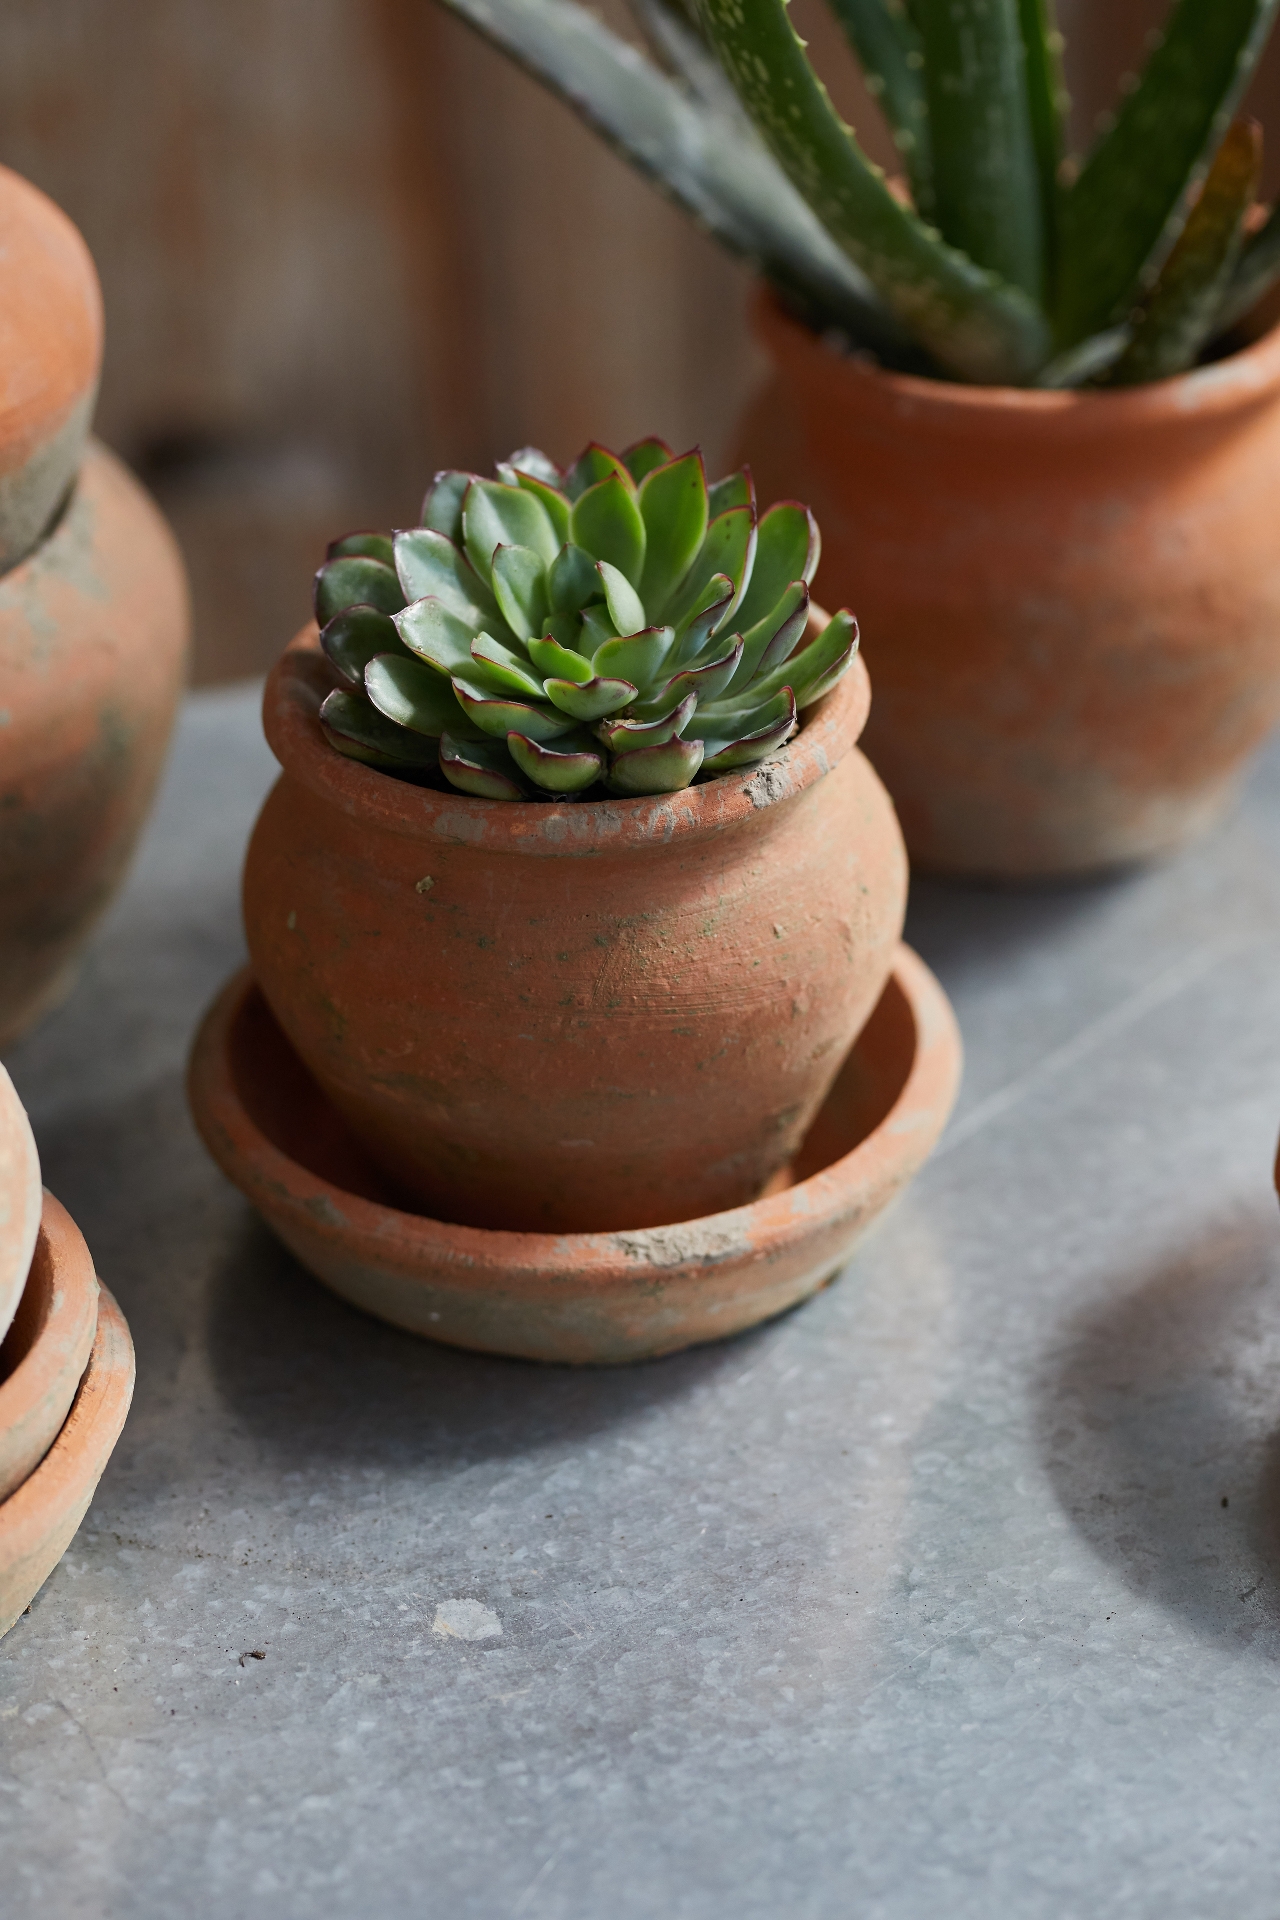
0, 1282, 133, 1641
0, 439, 189, 1046
0, 1191, 99, 1502
738, 287, 1280, 877
188, 948, 960, 1363
243, 628, 908, 1233
0, 1065, 41, 1345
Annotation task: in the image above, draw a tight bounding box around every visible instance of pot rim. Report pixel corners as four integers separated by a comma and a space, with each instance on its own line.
261, 620, 870, 856
753, 283, 1280, 439
0, 1064, 41, 1347
0, 1192, 99, 1504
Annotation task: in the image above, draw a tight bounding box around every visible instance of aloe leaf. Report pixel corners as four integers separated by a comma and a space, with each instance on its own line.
549, 542, 603, 615
660, 635, 744, 706
464, 479, 560, 582
507, 730, 605, 793
394, 528, 502, 627
599, 690, 698, 754
319, 689, 441, 769
699, 688, 798, 770
321, 606, 408, 688
592, 625, 676, 693
606, 734, 705, 794
1107, 119, 1261, 386
1033, 325, 1132, 390
365, 653, 471, 737
528, 635, 594, 684
491, 542, 551, 641
695, 0, 1052, 381
440, 730, 528, 800
471, 631, 548, 699
436, 0, 912, 357
825, 0, 933, 213
707, 470, 754, 518
566, 444, 633, 501
571, 473, 647, 587
915, 0, 1044, 300
596, 559, 648, 637
731, 502, 819, 637
395, 597, 479, 675
724, 581, 808, 694
1214, 200, 1280, 335
638, 451, 709, 612
508, 446, 563, 487
1055, 0, 1280, 347
328, 531, 397, 568
622, 436, 675, 484
421, 470, 472, 541
1018, 0, 1067, 275
314, 555, 406, 626
544, 674, 639, 721
453, 676, 578, 742
662, 506, 755, 632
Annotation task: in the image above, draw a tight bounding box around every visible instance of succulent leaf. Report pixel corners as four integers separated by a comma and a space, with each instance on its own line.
464, 480, 561, 579
440, 730, 529, 800
470, 631, 549, 699
570, 473, 647, 587
528, 635, 595, 683
707, 470, 755, 517
592, 625, 676, 691
320, 689, 441, 769
394, 528, 500, 626
544, 675, 639, 721
507, 730, 605, 792
726, 579, 809, 693
731, 502, 819, 636
596, 559, 648, 638
663, 505, 756, 633
598, 689, 698, 754
513, 471, 573, 543
491, 542, 551, 641
421, 470, 470, 542
315, 555, 406, 626
507, 446, 563, 487
661, 635, 746, 706
566, 443, 634, 501
452, 676, 579, 743
549, 543, 604, 615
606, 734, 706, 794
321, 605, 408, 687
669, 574, 736, 669
365, 653, 475, 737
622, 437, 675, 484
328, 532, 397, 567
638, 451, 710, 611
396, 597, 482, 675
699, 688, 799, 770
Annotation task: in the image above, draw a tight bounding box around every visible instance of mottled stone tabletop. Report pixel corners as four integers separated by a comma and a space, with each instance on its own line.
5, 685, 1280, 1919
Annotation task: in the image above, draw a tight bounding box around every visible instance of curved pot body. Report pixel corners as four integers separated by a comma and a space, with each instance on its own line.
243, 633, 907, 1233
738, 289, 1280, 877
0, 165, 102, 573
0, 440, 190, 1045
0, 1065, 41, 1345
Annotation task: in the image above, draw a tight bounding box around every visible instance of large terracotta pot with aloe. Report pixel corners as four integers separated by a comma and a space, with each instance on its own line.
436, 0, 1280, 875
243, 442, 907, 1232
0, 167, 188, 1044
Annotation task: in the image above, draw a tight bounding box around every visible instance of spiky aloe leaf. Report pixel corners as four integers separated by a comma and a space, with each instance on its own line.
1018, 0, 1067, 279
1107, 119, 1262, 386
915, 0, 1044, 301
825, 0, 932, 214
607, 735, 706, 794
321, 606, 407, 688
435, 0, 913, 358
1214, 201, 1280, 336
320, 690, 442, 770
507, 730, 605, 792
1054, 0, 1280, 347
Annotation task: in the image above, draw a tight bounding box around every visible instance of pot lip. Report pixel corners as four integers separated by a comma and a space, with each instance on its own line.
0, 1192, 100, 1504
260, 618, 870, 855
0, 1064, 41, 1348
187, 947, 962, 1284
0, 164, 102, 445
753, 282, 1280, 435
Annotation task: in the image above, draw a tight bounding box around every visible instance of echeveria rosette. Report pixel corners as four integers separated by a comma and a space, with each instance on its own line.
313, 438, 859, 801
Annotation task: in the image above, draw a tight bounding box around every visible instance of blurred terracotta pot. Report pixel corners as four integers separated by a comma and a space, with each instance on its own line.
242, 628, 907, 1234
0, 1065, 41, 1344
0, 440, 189, 1045
0, 164, 102, 574
0, 1191, 99, 1503
738, 287, 1280, 877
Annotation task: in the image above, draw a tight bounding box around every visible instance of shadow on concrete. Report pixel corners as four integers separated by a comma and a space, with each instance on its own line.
1036, 1202, 1280, 1651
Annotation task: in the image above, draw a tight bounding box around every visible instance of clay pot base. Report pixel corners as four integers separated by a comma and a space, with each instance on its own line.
0, 1284, 134, 1641
188, 947, 962, 1365
0, 1191, 100, 1502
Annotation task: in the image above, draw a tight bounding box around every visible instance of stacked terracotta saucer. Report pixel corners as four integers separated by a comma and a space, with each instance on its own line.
0, 1064, 134, 1640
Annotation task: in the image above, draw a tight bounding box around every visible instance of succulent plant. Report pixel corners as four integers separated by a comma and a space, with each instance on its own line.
430, 0, 1280, 389
314, 440, 857, 800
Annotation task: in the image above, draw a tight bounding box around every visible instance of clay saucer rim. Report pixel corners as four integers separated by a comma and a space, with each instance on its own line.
188, 943, 961, 1279
0, 1063, 42, 1348
0, 1284, 134, 1639
0, 1191, 100, 1503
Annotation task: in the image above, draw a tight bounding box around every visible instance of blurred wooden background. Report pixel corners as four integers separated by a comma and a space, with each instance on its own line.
1, 0, 1277, 683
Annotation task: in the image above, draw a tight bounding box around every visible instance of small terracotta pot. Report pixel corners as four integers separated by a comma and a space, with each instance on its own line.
738, 287, 1280, 877
0, 1192, 99, 1503
0, 440, 189, 1046
243, 628, 908, 1233
0, 1282, 133, 1641
0, 165, 102, 575
0, 1065, 41, 1345
188, 948, 961, 1363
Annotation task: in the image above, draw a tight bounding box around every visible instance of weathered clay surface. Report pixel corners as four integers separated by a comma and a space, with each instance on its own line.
0, 165, 102, 573
0, 1065, 40, 1347
187, 946, 961, 1364
0, 1191, 99, 1502
739, 288, 1280, 877
242, 628, 907, 1232
0, 439, 189, 1046
0, 1281, 132, 1642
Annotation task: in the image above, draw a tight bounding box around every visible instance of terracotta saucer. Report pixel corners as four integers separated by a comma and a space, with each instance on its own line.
0, 1283, 134, 1639
0, 1064, 42, 1346
0, 1191, 100, 1501
188, 946, 961, 1365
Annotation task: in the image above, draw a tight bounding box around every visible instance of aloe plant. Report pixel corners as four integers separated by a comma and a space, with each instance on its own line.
432, 0, 1280, 387
315, 441, 857, 800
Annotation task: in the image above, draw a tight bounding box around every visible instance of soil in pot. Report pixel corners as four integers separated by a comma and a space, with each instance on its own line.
738, 287, 1280, 879
243, 627, 908, 1234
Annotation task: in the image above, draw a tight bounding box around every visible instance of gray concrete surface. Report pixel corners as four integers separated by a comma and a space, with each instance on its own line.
5, 685, 1280, 1918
